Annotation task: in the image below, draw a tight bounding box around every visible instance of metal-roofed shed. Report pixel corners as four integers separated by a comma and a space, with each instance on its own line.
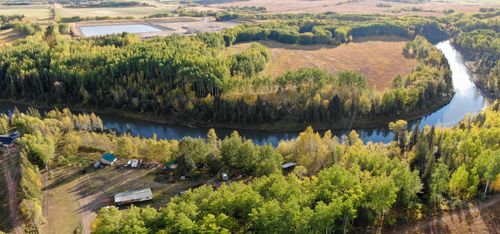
114, 188, 153, 205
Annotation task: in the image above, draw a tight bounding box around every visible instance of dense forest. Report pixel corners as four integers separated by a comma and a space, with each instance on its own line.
8, 101, 500, 232
447, 10, 500, 99
0, 15, 454, 130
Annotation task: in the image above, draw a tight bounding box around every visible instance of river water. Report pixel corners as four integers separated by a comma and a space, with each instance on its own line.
0, 41, 486, 146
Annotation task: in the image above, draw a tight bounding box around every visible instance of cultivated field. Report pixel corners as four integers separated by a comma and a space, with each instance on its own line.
56, 6, 175, 18
213, 0, 499, 15
0, 5, 51, 20
226, 37, 417, 90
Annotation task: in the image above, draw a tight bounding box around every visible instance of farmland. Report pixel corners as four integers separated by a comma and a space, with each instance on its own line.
213, 0, 499, 15
56, 6, 175, 19
225, 37, 417, 90
0, 5, 51, 21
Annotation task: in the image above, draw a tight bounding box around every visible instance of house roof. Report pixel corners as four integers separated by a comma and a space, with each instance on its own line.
102, 153, 117, 162
114, 188, 153, 203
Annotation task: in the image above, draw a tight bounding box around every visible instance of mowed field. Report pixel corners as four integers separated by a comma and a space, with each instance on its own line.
0, 5, 51, 20
226, 37, 417, 90
57, 6, 175, 18
214, 0, 499, 15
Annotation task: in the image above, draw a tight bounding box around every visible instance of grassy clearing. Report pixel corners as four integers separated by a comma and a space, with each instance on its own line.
42, 149, 208, 233
57, 6, 176, 18
225, 37, 417, 90
0, 5, 51, 20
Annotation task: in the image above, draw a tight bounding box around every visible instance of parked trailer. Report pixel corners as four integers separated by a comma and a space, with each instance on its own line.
114, 188, 153, 205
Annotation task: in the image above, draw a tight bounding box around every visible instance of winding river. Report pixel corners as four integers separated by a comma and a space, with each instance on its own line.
0, 41, 486, 146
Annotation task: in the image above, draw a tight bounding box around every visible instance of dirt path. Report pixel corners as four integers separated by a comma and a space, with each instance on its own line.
388, 194, 500, 234
1, 146, 22, 234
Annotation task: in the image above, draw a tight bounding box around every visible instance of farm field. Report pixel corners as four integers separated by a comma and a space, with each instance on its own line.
213, 0, 499, 15
56, 6, 175, 18
226, 37, 417, 90
0, 5, 51, 20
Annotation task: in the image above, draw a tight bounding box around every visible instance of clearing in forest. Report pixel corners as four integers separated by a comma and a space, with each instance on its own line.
41, 161, 209, 234
226, 37, 417, 90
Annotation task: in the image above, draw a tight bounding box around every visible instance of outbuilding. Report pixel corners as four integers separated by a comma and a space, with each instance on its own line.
100, 153, 117, 165
114, 188, 153, 205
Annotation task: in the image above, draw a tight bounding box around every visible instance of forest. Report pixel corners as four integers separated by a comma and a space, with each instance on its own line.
8, 101, 500, 232
0, 15, 454, 130
448, 10, 500, 99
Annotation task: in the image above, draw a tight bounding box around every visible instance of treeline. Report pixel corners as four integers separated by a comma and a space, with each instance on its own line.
0, 14, 24, 30
17, 151, 43, 231
448, 11, 500, 99
0, 17, 452, 129
60, 15, 134, 23
91, 102, 500, 233
224, 16, 449, 44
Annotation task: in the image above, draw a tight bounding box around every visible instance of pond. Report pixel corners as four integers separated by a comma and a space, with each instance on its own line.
79, 24, 162, 37
0, 41, 487, 146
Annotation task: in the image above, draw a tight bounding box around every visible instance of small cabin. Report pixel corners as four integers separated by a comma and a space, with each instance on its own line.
0, 132, 20, 147
114, 188, 153, 205
100, 153, 117, 165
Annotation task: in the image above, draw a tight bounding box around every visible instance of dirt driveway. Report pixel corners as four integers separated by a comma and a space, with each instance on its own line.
388, 194, 500, 234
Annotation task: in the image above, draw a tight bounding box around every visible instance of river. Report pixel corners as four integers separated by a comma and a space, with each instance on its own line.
0, 41, 486, 146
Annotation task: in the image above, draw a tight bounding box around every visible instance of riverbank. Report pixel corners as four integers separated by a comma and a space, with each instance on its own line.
0, 94, 452, 133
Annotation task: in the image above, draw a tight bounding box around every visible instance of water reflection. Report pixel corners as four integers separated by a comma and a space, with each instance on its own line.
0, 41, 486, 146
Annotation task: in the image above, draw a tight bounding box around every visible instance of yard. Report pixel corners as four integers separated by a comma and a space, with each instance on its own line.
41, 157, 210, 234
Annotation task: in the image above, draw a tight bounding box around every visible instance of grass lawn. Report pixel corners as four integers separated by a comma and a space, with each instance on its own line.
225, 36, 417, 91
57, 6, 176, 18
